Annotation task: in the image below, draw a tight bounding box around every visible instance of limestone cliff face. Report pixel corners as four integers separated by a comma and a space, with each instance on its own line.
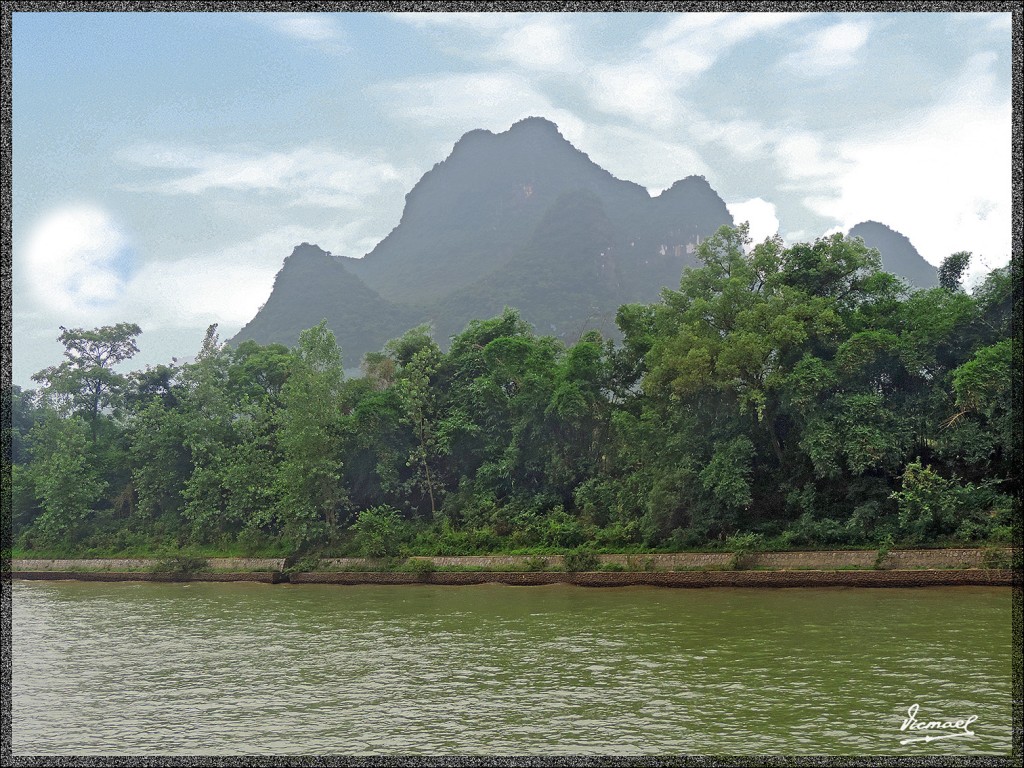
847, 221, 939, 288
232, 117, 734, 363
233, 120, 937, 367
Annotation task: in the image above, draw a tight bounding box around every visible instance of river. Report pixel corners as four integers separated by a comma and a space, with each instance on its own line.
10, 580, 1013, 756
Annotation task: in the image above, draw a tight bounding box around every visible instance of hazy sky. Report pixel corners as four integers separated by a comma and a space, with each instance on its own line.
11, 10, 1013, 385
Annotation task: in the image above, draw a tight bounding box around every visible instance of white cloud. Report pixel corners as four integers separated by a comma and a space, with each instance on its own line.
23, 206, 134, 317
647, 12, 806, 53
803, 53, 1010, 273
491, 18, 581, 74
249, 13, 347, 52
120, 145, 408, 209
392, 12, 523, 31
377, 72, 588, 140
986, 14, 1011, 32
782, 20, 871, 75
585, 14, 805, 126
773, 131, 849, 181
727, 198, 780, 246
125, 222, 392, 331
579, 125, 711, 192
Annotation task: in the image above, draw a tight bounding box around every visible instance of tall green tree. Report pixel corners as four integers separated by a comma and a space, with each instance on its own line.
25, 412, 107, 544
276, 321, 347, 544
31, 322, 142, 441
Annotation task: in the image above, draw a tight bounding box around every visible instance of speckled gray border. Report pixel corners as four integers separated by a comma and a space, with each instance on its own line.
0, 1, 1020, 765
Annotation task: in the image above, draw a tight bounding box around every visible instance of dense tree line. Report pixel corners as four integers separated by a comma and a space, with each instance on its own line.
5, 226, 1016, 557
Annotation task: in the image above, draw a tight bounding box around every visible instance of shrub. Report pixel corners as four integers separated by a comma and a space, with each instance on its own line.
286, 554, 323, 574
351, 505, 406, 558
725, 532, 764, 570
406, 558, 437, 578
873, 534, 894, 570
545, 508, 587, 549
523, 556, 549, 572
891, 461, 958, 545
563, 549, 600, 572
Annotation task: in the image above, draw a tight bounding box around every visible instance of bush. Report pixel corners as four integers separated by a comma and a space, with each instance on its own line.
891, 461, 958, 545
563, 549, 600, 572
725, 532, 764, 570
286, 554, 323, 574
405, 558, 437, 577
523, 556, 549, 572
351, 505, 406, 558
873, 534, 894, 570
540, 506, 588, 549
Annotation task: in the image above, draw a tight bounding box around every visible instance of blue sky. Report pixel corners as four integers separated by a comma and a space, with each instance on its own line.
11, 10, 1013, 385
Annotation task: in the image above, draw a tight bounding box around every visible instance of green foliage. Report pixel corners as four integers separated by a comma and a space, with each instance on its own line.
25, 413, 106, 544
351, 505, 406, 558
874, 534, 894, 570
13, 228, 1012, 559
276, 321, 348, 543
31, 322, 142, 440
939, 251, 971, 292
726, 532, 765, 570
405, 557, 437, 576
887, 461, 1008, 546
563, 549, 600, 572
285, 554, 323, 574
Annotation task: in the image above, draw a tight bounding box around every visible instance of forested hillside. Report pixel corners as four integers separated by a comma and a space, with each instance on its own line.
7, 226, 1015, 558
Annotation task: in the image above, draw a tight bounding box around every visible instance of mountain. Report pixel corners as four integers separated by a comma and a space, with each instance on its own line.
847, 221, 939, 288
233, 119, 940, 367
235, 243, 420, 354
233, 117, 733, 364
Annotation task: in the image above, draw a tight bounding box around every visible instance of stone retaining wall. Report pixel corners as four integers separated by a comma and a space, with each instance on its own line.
11, 558, 286, 571
13, 571, 283, 583
12, 548, 1015, 574
289, 569, 1016, 588
12, 568, 1014, 588
340, 548, 1015, 570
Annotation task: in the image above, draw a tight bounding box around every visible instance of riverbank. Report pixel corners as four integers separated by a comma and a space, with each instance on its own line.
10, 569, 1017, 587
8, 547, 1018, 587
11, 546, 1017, 573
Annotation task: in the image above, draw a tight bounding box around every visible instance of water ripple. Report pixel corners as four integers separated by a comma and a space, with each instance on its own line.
12, 582, 1012, 756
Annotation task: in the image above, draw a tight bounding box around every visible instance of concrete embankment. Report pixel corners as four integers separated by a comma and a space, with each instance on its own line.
13, 571, 284, 583
9, 569, 1016, 587
287, 569, 1016, 588
9, 548, 1018, 587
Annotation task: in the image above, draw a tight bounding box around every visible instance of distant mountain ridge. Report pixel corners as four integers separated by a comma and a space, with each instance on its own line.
233, 117, 937, 364
846, 221, 938, 288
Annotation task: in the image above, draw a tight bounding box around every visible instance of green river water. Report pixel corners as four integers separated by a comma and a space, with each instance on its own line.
10, 580, 1014, 756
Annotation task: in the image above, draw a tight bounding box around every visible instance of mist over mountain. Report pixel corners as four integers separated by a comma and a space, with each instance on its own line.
233, 117, 733, 364
233, 118, 938, 366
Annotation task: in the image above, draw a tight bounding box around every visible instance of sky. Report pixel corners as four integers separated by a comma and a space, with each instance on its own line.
9, 9, 1014, 386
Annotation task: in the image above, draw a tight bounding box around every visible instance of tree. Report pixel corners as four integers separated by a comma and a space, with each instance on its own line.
939, 251, 971, 292
395, 341, 444, 517
25, 412, 106, 543
277, 321, 348, 544
32, 322, 142, 441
